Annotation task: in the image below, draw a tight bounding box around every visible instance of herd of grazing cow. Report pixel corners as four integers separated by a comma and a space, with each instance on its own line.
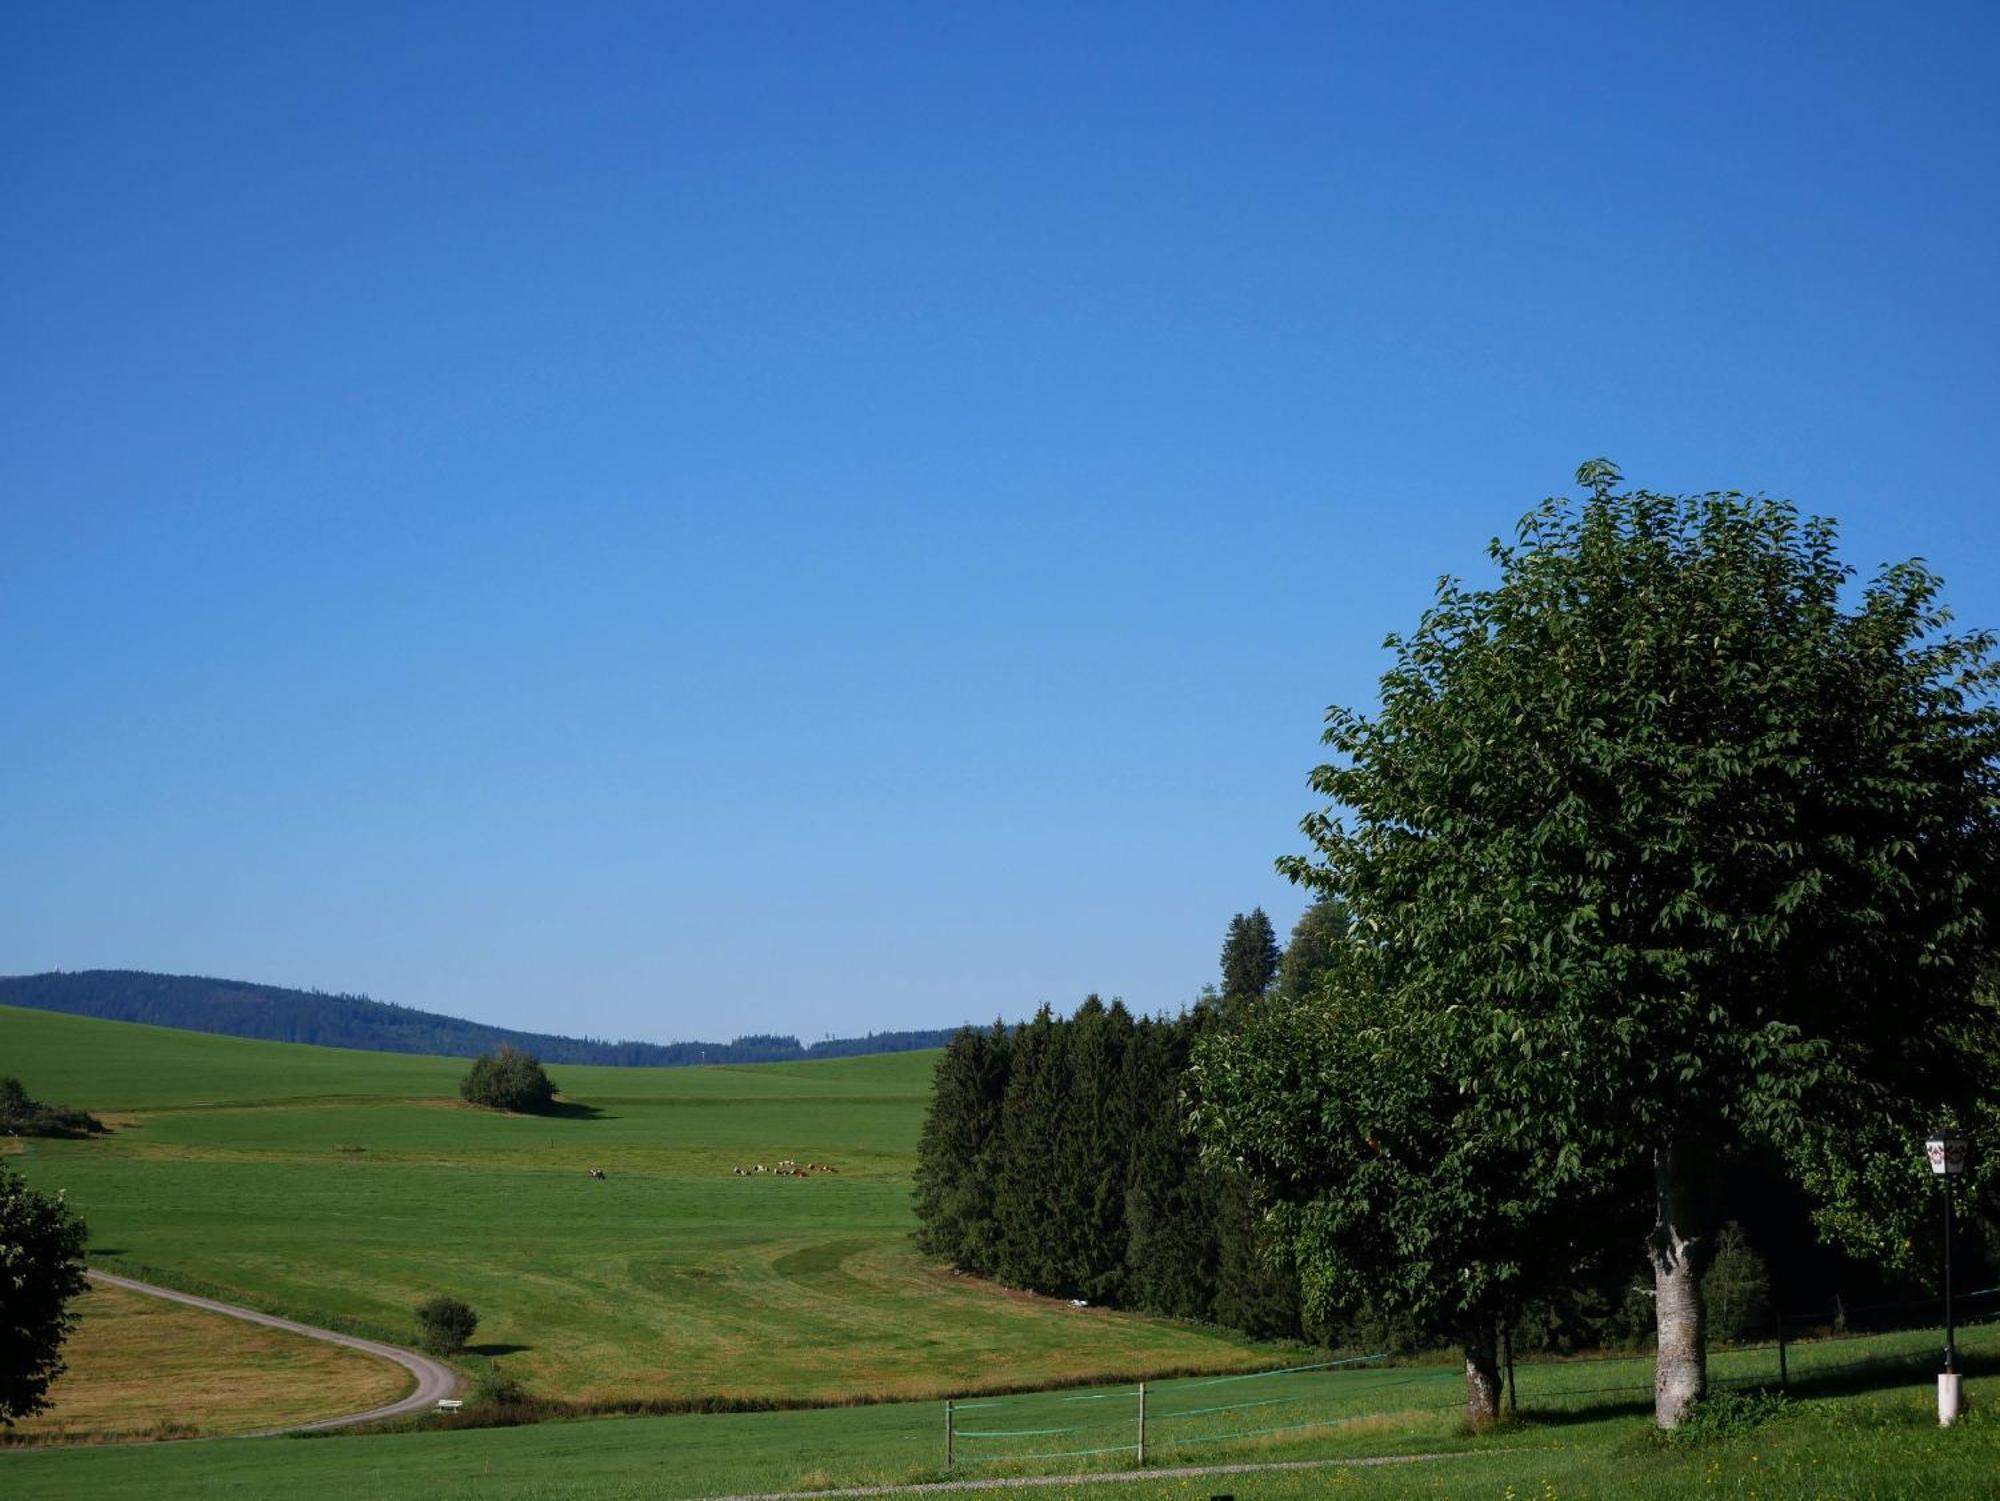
731, 1159, 838, 1177
584, 1161, 836, 1180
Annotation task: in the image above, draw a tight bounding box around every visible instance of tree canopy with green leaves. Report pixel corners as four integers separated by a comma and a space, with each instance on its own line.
1278, 896, 1350, 1000
458, 1046, 558, 1114
1194, 940, 1635, 1422
0, 1162, 90, 1425
1205, 462, 2000, 1427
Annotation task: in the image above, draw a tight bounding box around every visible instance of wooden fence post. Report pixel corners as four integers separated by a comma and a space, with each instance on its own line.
945, 1398, 954, 1470
1137, 1381, 1146, 1466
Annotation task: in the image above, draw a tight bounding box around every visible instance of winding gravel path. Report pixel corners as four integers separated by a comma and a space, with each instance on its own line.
86, 1268, 459, 1433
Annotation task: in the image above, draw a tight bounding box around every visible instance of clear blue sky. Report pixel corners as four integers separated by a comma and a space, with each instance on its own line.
5, 2, 1998, 1042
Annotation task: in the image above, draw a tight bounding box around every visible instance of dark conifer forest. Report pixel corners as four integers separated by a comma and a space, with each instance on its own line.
913, 900, 1997, 1355
914, 996, 1305, 1342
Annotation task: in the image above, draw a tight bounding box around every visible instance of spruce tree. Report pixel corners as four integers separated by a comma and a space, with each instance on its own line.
994, 1005, 1067, 1291
1219, 909, 1282, 1004
1122, 1013, 1220, 1320
914, 1022, 1011, 1272
1053, 996, 1136, 1302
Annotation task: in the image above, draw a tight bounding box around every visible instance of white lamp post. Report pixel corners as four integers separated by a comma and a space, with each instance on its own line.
1926, 1124, 1970, 1427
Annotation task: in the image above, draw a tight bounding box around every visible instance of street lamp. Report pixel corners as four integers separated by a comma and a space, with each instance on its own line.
1926, 1124, 1971, 1427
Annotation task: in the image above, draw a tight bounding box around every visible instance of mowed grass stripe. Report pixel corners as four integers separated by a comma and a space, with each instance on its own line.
2, 1004, 1282, 1407
5, 1282, 412, 1444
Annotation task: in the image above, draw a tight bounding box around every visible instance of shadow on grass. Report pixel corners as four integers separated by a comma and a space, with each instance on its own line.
468, 1343, 532, 1357
1516, 1396, 1656, 1427
1516, 1346, 2000, 1428
541, 1100, 611, 1121
1784, 1345, 1998, 1401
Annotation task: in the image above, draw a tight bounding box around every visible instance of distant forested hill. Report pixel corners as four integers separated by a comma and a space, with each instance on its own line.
0, 970, 955, 1066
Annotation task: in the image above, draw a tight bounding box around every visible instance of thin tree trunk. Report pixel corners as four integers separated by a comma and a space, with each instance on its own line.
1650, 1137, 1711, 1428
1462, 1320, 1503, 1428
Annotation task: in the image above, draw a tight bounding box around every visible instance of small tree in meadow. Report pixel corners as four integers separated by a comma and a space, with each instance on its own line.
458, 1046, 556, 1113
414, 1295, 479, 1355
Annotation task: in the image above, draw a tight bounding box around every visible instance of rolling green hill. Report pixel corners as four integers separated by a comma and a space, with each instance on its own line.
9, 1002, 1996, 1501
0, 969, 957, 1065
1, 1003, 1275, 1408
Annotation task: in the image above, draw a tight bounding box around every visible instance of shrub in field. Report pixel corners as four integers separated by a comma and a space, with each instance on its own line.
414, 1295, 479, 1355
1658, 1389, 1792, 1446
471, 1363, 525, 1406
0, 1076, 105, 1139
458, 1046, 556, 1113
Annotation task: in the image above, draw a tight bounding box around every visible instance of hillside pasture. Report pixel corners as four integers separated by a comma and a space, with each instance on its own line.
0, 1004, 1278, 1407
4, 1281, 411, 1444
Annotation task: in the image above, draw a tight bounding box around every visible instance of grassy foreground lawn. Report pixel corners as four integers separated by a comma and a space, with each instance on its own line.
1056, 1397, 2000, 1500
5, 1282, 411, 1444
1, 1004, 1278, 1405
2, 1334, 1992, 1499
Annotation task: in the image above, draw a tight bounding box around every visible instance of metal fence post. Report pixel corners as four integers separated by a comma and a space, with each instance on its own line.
1137, 1381, 1146, 1466
945, 1399, 954, 1470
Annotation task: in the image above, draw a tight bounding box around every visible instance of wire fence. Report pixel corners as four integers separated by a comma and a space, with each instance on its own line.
943, 1353, 1496, 1469
1512, 1284, 2000, 1415
942, 1286, 2000, 1471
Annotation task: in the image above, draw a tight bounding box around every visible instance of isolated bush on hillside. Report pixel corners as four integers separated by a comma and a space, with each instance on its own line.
458, 1046, 556, 1113
0, 1162, 90, 1424
0, 1077, 105, 1139
471, 1362, 525, 1406
414, 1295, 479, 1356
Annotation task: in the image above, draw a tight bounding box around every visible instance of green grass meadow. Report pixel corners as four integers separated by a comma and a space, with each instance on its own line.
3, 1322, 1995, 1498
8, 1001, 1998, 1499
0, 1003, 1277, 1406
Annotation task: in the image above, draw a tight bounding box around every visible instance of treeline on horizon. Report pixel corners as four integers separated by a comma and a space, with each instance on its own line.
0, 970, 956, 1067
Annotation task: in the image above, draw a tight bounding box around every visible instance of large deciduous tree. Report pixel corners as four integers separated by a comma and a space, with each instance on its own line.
1259, 463, 2000, 1427
0, 1163, 90, 1425
1278, 897, 1350, 1000
1194, 945, 1635, 1423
